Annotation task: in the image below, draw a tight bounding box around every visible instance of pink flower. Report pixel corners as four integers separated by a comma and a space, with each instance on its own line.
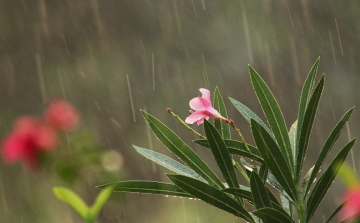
1, 116, 57, 169
45, 99, 80, 132
339, 185, 360, 222
185, 88, 231, 125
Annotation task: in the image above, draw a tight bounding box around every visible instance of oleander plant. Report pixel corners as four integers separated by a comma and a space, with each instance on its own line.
98, 58, 357, 223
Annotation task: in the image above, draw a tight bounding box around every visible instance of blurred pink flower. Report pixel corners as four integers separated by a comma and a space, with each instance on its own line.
1, 116, 57, 169
185, 88, 230, 125
45, 99, 80, 132
339, 185, 360, 222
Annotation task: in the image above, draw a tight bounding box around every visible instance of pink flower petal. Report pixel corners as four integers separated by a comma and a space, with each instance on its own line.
185, 111, 208, 124
199, 88, 211, 103
189, 97, 207, 110
197, 118, 204, 125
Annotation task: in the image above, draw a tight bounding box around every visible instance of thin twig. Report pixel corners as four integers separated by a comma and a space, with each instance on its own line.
166, 108, 206, 139
233, 160, 250, 183
229, 120, 258, 172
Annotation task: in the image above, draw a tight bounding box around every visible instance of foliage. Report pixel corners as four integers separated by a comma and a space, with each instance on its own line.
100, 58, 356, 223
53, 185, 115, 223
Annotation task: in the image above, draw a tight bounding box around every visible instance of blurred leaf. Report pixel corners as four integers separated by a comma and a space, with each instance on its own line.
167, 174, 254, 222
133, 145, 207, 183
89, 185, 115, 221
304, 107, 354, 198
252, 207, 295, 223
306, 138, 356, 221
296, 58, 320, 161
338, 162, 360, 187
97, 181, 193, 197
229, 97, 275, 140
250, 171, 272, 209
141, 110, 224, 189
251, 119, 297, 201
193, 139, 265, 164
204, 120, 239, 189
249, 65, 294, 173
296, 75, 324, 183
213, 87, 231, 139
300, 166, 314, 200
288, 120, 297, 163
53, 187, 89, 220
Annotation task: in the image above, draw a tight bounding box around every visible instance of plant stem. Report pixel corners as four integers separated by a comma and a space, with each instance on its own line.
296, 187, 305, 223
233, 160, 250, 183
166, 108, 206, 139
229, 120, 258, 172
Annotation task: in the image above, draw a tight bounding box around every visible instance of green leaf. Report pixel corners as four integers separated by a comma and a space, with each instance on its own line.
249, 65, 294, 173
53, 187, 89, 220
296, 75, 325, 183
250, 171, 272, 209
213, 87, 231, 139
306, 138, 357, 221
280, 194, 294, 218
241, 160, 281, 207
296, 58, 320, 159
325, 197, 348, 223
193, 139, 265, 164
229, 97, 275, 140
141, 110, 224, 189
97, 181, 193, 197
252, 207, 295, 223
300, 166, 314, 200
203, 120, 239, 189
259, 164, 269, 183
167, 174, 254, 223
250, 119, 297, 201
133, 145, 207, 183
304, 108, 354, 198
222, 187, 253, 202
288, 120, 298, 163
265, 172, 294, 205
89, 185, 115, 221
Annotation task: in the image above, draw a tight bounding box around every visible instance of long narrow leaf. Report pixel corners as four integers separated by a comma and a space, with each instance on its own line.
167, 174, 255, 222
229, 97, 275, 140
97, 181, 193, 197
89, 185, 115, 221
296, 75, 325, 183
251, 119, 297, 201
222, 187, 253, 202
213, 87, 231, 139
280, 194, 294, 218
252, 207, 295, 223
306, 138, 357, 221
204, 120, 239, 189
249, 65, 294, 173
296, 58, 320, 161
53, 187, 89, 220
303, 108, 354, 199
193, 139, 265, 164
300, 166, 314, 200
141, 110, 224, 188
288, 120, 298, 163
250, 171, 272, 209
133, 145, 207, 183
325, 197, 349, 223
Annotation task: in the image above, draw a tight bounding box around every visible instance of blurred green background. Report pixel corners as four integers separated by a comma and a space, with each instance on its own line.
1, 1, 360, 222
